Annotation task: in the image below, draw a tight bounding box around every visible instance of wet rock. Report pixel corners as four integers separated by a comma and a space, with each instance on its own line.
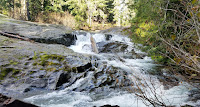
99, 104, 120, 107
0, 94, 38, 107
77, 62, 92, 73
56, 72, 71, 88
72, 31, 87, 36
72, 62, 133, 93
31, 79, 47, 88
181, 105, 194, 107
97, 41, 128, 53
188, 89, 200, 102
105, 34, 113, 41
149, 68, 180, 90
97, 42, 142, 59
30, 33, 77, 47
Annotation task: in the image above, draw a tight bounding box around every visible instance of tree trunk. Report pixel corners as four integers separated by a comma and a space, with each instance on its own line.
21, 0, 27, 20
26, 0, 31, 20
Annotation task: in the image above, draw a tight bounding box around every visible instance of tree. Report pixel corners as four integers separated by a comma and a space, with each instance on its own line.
114, 0, 134, 26
28, 0, 42, 21
131, 0, 200, 79
66, 0, 87, 27
0, 0, 14, 14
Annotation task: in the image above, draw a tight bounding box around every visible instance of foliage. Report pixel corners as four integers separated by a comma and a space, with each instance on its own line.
28, 0, 43, 21
113, 0, 135, 26
0, 0, 135, 28
131, 0, 200, 74
0, 0, 14, 15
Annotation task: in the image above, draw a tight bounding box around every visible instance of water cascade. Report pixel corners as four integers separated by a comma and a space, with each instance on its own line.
24, 31, 199, 107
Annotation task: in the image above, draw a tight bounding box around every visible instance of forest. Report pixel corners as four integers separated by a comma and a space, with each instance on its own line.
0, 0, 134, 29
0, 0, 200, 106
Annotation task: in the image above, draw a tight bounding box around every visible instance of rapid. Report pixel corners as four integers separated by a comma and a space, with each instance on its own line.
23, 31, 199, 107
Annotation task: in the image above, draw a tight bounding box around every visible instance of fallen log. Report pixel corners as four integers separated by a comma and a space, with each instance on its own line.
90, 36, 99, 54
0, 31, 31, 41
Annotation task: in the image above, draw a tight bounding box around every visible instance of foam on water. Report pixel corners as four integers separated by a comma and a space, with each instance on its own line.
69, 32, 133, 54
24, 32, 198, 107
24, 84, 192, 107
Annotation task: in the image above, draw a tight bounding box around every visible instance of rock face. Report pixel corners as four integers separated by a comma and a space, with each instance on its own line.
0, 36, 134, 97
0, 94, 38, 107
0, 14, 72, 39
0, 14, 77, 47
71, 63, 133, 93
30, 33, 77, 47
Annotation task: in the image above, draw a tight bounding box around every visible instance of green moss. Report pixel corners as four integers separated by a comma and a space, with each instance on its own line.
40, 54, 65, 62
46, 67, 57, 72
30, 71, 36, 74
40, 68, 44, 70
38, 60, 48, 66
1, 64, 10, 67
33, 51, 38, 60
0, 68, 20, 80
0, 68, 11, 80
48, 62, 61, 66
9, 60, 19, 65
32, 62, 38, 66
72, 67, 77, 72
12, 69, 20, 75
37, 54, 65, 66
24, 62, 29, 65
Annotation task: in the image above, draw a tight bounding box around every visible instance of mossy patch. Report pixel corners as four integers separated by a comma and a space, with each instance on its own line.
32, 52, 65, 66
0, 68, 21, 80
40, 54, 65, 62
46, 67, 57, 72
9, 60, 19, 65
0, 38, 14, 46
29, 71, 37, 74
30, 52, 70, 72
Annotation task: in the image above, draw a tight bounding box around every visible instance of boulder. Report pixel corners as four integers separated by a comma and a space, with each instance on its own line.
97, 41, 128, 53
30, 33, 77, 47
105, 34, 113, 41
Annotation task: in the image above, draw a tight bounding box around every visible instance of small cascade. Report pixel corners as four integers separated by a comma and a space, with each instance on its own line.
23, 31, 198, 107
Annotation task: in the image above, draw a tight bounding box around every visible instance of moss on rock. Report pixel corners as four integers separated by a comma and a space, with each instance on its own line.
0, 68, 21, 80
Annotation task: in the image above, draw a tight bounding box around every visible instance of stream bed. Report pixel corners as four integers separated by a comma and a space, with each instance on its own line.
22, 31, 199, 107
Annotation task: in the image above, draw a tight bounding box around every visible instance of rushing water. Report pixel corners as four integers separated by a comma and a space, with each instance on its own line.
24, 31, 198, 107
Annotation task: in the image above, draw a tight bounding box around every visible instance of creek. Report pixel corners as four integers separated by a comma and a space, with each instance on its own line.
23, 31, 198, 107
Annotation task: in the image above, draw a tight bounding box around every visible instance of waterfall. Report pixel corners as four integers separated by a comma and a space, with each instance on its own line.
23, 31, 198, 107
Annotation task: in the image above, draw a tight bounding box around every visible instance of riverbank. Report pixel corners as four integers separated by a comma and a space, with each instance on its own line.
0, 14, 199, 107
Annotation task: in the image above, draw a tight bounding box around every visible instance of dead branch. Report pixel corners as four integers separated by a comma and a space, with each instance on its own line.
0, 30, 31, 41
